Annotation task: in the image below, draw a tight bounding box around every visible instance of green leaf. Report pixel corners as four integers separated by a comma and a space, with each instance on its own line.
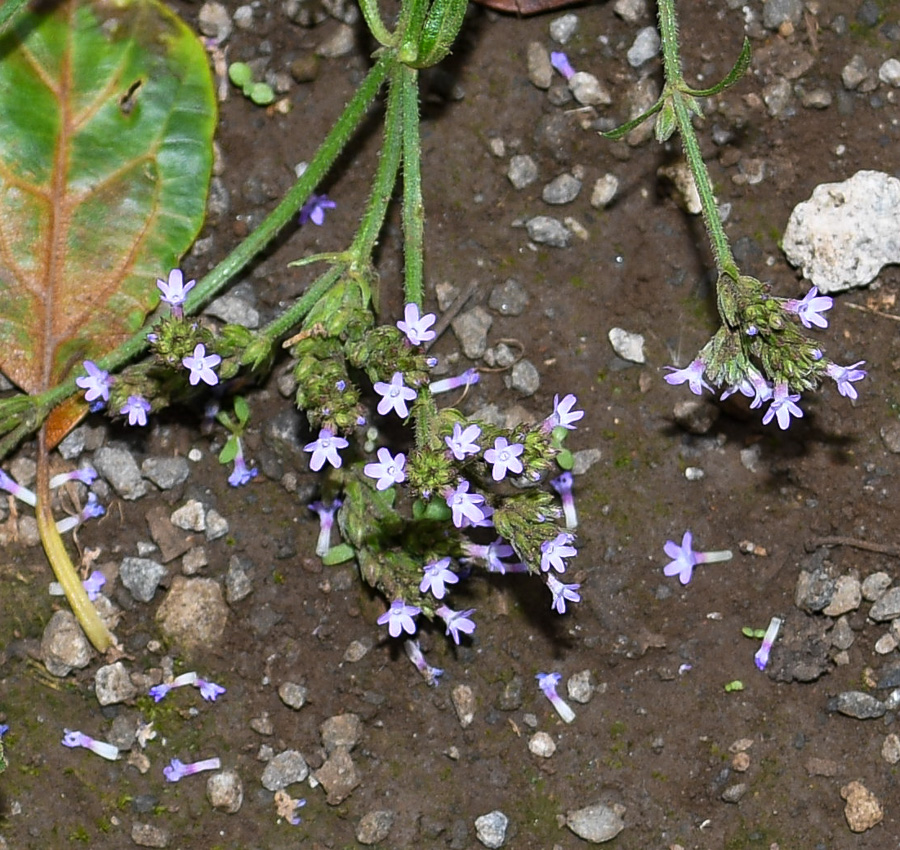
0, 0, 215, 398
600, 97, 665, 141
228, 61, 253, 88
233, 395, 250, 426
556, 449, 574, 471
248, 82, 274, 105
682, 38, 751, 98
218, 435, 239, 465
322, 543, 355, 565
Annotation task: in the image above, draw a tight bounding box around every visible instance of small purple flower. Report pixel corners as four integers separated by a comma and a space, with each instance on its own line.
419, 557, 458, 600
303, 428, 349, 471
550, 472, 577, 530
754, 615, 783, 671
663, 530, 733, 585
196, 679, 226, 701
436, 605, 476, 645
49, 467, 98, 489
374, 372, 417, 418
550, 51, 576, 80
227, 438, 258, 487
445, 479, 486, 528
663, 359, 712, 395
364, 447, 407, 491
461, 538, 519, 574
826, 361, 867, 400
722, 367, 773, 409
182, 343, 221, 387
761, 383, 803, 430
149, 671, 198, 702
377, 599, 421, 638
299, 193, 336, 226
55, 493, 106, 534
540, 532, 577, 573
75, 360, 112, 405
120, 395, 151, 427
164, 756, 221, 782
62, 729, 119, 761
484, 437, 524, 481
82, 571, 106, 601
548, 393, 584, 430
429, 368, 480, 395
444, 422, 482, 460
397, 302, 437, 346
784, 285, 833, 330
0, 468, 36, 507
404, 639, 443, 686
0, 724, 8, 737
149, 684, 172, 702
535, 672, 575, 723
309, 498, 342, 557
546, 574, 581, 614
156, 268, 196, 312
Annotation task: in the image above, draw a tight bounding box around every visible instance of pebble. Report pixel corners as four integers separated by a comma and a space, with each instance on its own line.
451, 306, 493, 359
278, 682, 308, 710
881, 734, 900, 764
876, 663, 900, 689
120, 557, 167, 603
356, 810, 395, 845
204, 294, 260, 329
320, 713, 362, 752
614, 0, 647, 23
721, 783, 747, 803
869, 586, 900, 621
624, 77, 660, 146
528, 731, 556, 758
484, 343, 518, 369
108, 714, 139, 750
841, 55, 869, 90
762, 0, 802, 29
506, 359, 540, 396
224, 555, 253, 603
261, 750, 309, 791
488, 278, 528, 316
452, 683, 476, 728
316, 22, 355, 58
93, 445, 148, 500
542, 173, 581, 205
549, 13, 578, 44
233, 4, 253, 29
627, 26, 660, 67
822, 575, 862, 616
140, 457, 190, 490
171, 500, 206, 532
95, 661, 137, 705
876, 632, 897, 654
794, 564, 835, 613
830, 691, 885, 720
41, 610, 93, 676
830, 616, 855, 650
182, 546, 208, 575
568, 72, 612, 107
131, 823, 169, 848
343, 638, 372, 662
474, 810, 508, 848
862, 571, 891, 601
762, 77, 793, 118
607, 328, 646, 363
572, 448, 602, 475
155, 577, 229, 655
198, 1, 232, 42
207, 770, 243, 813
313, 746, 360, 804
527, 42, 552, 90
879, 58, 900, 87
566, 802, 626, 843
590, 174, 619, 209
566, 669, 595, 704
673, 399, 719, 435
658, 161, 701, 214
507, 155, 538, 189
841, 781, 883, 832
526, 216, 571, 248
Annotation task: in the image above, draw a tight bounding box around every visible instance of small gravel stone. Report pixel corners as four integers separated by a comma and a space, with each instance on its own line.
762, 0, 802, 29
526, 216, 571, 247
881, 734, 900, 764
484, 342, 517, 368
313, 746, 360, 804
320, 713, 362, 752
198, 1, 232, 42
542, 173, 581, 204
879, 58, 900, 87
762, 76, 793, 118
607, 328, 645, 363
140, 457, 190, 490
566, 802, 626, 843
527, 42, 552, 89
794, 565, 835, 612
204, 294, 260, 328
488, 278, 528, 316
233, 4, 253, 29
278, 682, 308, 710
549, 13, 578, 43
830, 616, 855, 650
95, 661, 137, 705
721, 783, 748, 803
131, 823, 169, 848
875, 633, 897, 654
496, 676, 523, 710
862, 572, 891, 601
822, 575, 862, 616
156, 577, 229, 655
120, 557, 167, 603
249, 712, 274, 735
93, 446, 148, 500
506, 359, 540, 396
673, 399, 719, 434
225, 555, 253, 603
207, 770, 243, 813
475, 810, 508, 848
452, 683, 476, 728
830, 691, 885, 720
658, 161, 701, 213
507, 154, 538, 189
343, 638, 372, 662
566, 669, 595, 704
171, 500, 206, 532
627, 26, 660, 67
841, 55, 868, 90
841, 781, 883, 832
181, 546, 208, 575
316, 22, 355, 58
41, 610, 93, 676
528, 731, 556, 758
614, 0, 647, 24
57, 427, 87, 460
356, 810, 395, 845
568, 72, 611, 107
451, 306, 493, 359
869, 586, 900, 621
261, 750, 309, 791
205, 509, 229, 541
591, 174, 619, 209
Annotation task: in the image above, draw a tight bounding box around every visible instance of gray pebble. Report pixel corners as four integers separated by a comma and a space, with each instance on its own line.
474, 810, 508, 849
721, 783, 748, 803
233, 4, 253, 29
794, 565, 835, 613
506, 359, 540, 396
206, 176, 230, 220
624, 77, 660, 145
527, 42, 552, 90
320, 713, 362, 752
842, 55, 869, 90
569, 72, 612, 107
528, 731, 556, 758
507, 154, 538, 189
830, 691, 885, 720
542, 173, 582, 204
762, 0, 802, 29
171, 500, 206, 532
566, 669, 595, 704
94, 445, 148, 500
880, 58, 900, 87
204, 294, 260, 328
225, 555, 253, 603
607, 327, 646, 363
673, 399, 720, 435
870, 586, 900, 621
316, 23, 356, 58
881, 423, 900, 453
566, 802, 626, 843
17, 515, 40, 547
278, 681, 308, 710
489, 278, 529, 316
614, 0, 647, 23
571, 448, 602, 475
41, 610, 93, 676
799, 86, 833, 109
763, 77, 793, 117
882, 734, 900, 764
591, 174, 619, 209
261, 750, 309, 791
141, 457, 190, 490
182, 546, 209, 576
830, 616, 855, 650
131, 823, 169, 849
120, 557, 167, 603
356, 810, 395, 845
198, 1, 232, 42
107, 714, 139, 750
452, 683, 476, 728
155, 577, 229, 654
484, 343, 518, 369
95, 661, 138, 705
496, 676, 523, 711
57, 427, 87, 460
822, 575, 861, 616
343, 638, 372, 662
549, 13, 578, 44
862, 572, 892, 602
313, 746, 360, 804
207, 770, 243, 813
208, 510, 230, 540
451, 306, 493, 359
526, 215, 571, 248
250, 712, 274, 735
627, 26, 660, 67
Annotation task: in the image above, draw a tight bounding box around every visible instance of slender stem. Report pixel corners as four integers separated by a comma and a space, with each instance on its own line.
399, 63, 425, 307
0, 0, 28, 37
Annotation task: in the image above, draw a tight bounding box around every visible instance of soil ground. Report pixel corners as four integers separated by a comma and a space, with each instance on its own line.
3, 0, 900, 847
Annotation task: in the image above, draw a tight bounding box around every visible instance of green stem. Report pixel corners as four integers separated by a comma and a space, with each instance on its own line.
399, 64, 425, 307
0, 0, 28, 36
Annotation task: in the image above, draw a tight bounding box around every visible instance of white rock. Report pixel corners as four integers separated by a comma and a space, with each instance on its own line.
783, 170, 900, 293
879, 58, 900, 87
591, 174, 619, 209
608, 328, 646, 363
528, 731, 557, 758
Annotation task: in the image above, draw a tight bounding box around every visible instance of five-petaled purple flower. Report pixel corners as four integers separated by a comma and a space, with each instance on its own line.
75, 360, 112, 406
364, 447, 407, 491
299, 193, 336, 226
304, 428, 349, 471
548, 393, 584, 430
550, 51, 576, 80
826, 361, 867, 400
484, 436, 524, 481
419, 557, 458, 600
374, 371, 418, 418
377, 599, 421, 637
157, 268, 196, 313
546, 574, 581, 614
664, 359, 712, 395
663, 529, 733, 585
182, 343, 221, 386
721, 367, 773, 409
120, 395, 151, 427
436, 605, 476, 644
445, 479, 486, 528
397, 303, 437, 346
761, 382, 803, 430
540, 532, 577, 573
784, 285, 833, 329
445, 422, 482, 460
227, 438, 258, 487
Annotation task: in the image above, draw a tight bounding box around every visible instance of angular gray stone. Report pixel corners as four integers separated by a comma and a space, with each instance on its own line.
608, 327, 646, 363
204, 294, 259, 328
762, 0, 802, 29
171, 500, 206, 532
567, 669, 595, 704
568, 72, 611, 107
94, 446, 148, 500
313, 746, 360, 804
261, 749, 309, 791
474, 810, 508, 849
506, 359, 540, 396
542, 173, 581, 205
131, 823, 169, 848
141, 457, 190, 490
120, 557, 167, 603
225, 555, 253, 603
156, 577, 228, 655
41, 610, 93, 676
830, 691, 885, 720
566, 802, 626, 843
451, 306, 493, 360
822, 575, 862, 617
205, 508, 229, 541
95, 661, 138, 705
591, 174, 619, 209
795, 565, 835, 613
549, 13, 578, 43
627, 26, 660, 67
526, 216, 571, 248
862, 572, 892, 602
507, 155, 538, 189
207, 770, 244, 813
488, 278, 528, 316
278, 681, 308, 710
320, 713, 362, 753
870, 586, 900, 621
356, 810, 395, 845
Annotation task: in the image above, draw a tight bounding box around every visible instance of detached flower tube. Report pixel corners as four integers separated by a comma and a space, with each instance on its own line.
535, 672, 575, 724
61, 729, 119, 761
164, 756, 221, 782
754, 616, 783, 671
662, 530, 732, 585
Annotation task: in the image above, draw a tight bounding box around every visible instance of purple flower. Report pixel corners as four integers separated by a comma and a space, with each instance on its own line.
663, 530, 732, 585
461, 538, 519, 574
722, 367, 773, 409
826, 361, 867, 400
62, 729, 120, 761
303, 428, 349, 471
663, 359, 712, 395
535, 672, 575, 723
377, 599, 421, 637
0, 468, 36, 507
120, 395, 151, 427
550, 51, 576, 80
182, 343, 221, 387
364, 447, 407, 491
156, 268, 196, 312
309, 498, 342, 557
148, 671, 199, 702
0, 724, 8, 737
547, 393, 584, 430
49, 467, 98, 488
754, 615, 783, 671
546, 574, 581, 614
444, 422, 482, 460
164, 756, 221, 782
484, 437, 524, 481
196, 679, 226, 701
374, 371, 417, 418
436, 605, 476, 645
429, 368, 480, 395
299, 193, 336, 226
82, 571, 106, 601
445, 479, 486, 528
228, 453, 258, 487
784, 285, 833, 330
75, 360, 112, 405
761, 383, 803, 430
419, 557, 458, 600
149, 683, 172, 702
404, 639, 443, 686
397, 302, 437, 346
540, 532, 577, 573
550, 472, 577, 530
55, 493, 105, 534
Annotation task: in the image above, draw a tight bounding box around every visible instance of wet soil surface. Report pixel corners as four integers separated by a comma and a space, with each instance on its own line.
3, 0, 900, 847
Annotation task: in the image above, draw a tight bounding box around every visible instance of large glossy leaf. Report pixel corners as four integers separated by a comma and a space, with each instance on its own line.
0, 0, 215, 397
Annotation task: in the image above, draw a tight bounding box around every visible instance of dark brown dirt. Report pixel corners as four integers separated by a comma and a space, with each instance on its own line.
3, 0, 900, 847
